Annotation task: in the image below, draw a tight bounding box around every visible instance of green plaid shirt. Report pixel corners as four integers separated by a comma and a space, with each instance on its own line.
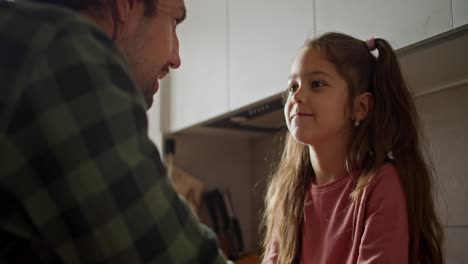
0, 1, 227, 263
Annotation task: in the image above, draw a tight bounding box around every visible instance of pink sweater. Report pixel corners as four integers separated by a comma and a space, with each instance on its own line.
265, 163, 409, 264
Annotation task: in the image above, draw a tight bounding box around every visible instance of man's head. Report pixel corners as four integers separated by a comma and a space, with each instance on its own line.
34, 0, 186, 108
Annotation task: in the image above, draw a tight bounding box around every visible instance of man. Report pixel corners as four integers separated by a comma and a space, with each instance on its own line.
40, 0, 184, 109
0, 0, 227, 262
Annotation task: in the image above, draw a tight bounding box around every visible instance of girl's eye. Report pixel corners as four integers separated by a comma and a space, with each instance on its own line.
288, 83, 299, 93
311, 81, 325, 88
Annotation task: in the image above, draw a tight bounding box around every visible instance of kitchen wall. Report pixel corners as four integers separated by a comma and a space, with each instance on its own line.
169, 133, 256, 252
416, 84, 468, 263
167, 131, 286, 255
249, 132, 284, 250
403, 30, 468, 263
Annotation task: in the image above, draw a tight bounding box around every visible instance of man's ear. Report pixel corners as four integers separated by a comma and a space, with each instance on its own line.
353, 92, 374, 123
112, 0, 138, 39
114, 0, 135, 24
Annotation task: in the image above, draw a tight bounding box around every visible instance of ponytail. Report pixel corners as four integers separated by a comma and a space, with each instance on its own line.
371, 38, 415, 165
371, 38, 445, 264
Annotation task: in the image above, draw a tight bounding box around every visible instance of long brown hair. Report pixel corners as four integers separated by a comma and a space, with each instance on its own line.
261, 32, 444, 264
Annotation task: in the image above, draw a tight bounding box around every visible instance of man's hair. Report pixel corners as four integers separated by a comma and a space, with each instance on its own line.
31, 0, 158, 17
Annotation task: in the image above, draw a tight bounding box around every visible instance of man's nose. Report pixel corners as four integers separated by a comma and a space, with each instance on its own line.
168, 35, 181, 69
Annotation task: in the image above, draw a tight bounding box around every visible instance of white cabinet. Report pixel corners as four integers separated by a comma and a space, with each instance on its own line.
315, 0, 452, 49
163, 0, 229, 132
162, 0, 459, 133
453, 0, 468, 28
228, 0, 314, 110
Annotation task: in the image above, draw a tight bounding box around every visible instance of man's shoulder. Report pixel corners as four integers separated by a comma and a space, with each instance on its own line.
0, 0, 107, 51
1, 0, 88, 26
0, 0, 124, 121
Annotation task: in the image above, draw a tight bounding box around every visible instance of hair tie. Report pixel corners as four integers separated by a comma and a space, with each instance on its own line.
366, 37, 376, 51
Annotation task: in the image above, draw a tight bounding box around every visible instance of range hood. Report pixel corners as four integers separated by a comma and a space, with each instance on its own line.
173, 26, 468, 137
206, 95, 286, 133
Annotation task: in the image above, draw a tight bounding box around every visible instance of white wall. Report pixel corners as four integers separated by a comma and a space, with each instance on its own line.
403, 30, 468, 262
147, 77, 170, 153
416, 84, 468, 263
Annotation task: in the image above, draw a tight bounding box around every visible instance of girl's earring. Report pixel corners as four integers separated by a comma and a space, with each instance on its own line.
355, 120, 360, 127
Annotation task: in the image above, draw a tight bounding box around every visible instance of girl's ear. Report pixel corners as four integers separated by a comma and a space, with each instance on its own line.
354, 92, 374, 123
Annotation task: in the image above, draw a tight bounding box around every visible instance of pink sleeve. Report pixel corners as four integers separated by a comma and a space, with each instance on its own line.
358, 164, 409, 264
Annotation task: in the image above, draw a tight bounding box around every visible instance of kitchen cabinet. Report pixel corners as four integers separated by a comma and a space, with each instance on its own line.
228, 0, 315, 110
315, 0, 452, 49
162, 0, 229, 132
160, 0, 461, 133
453, 0, 468, 28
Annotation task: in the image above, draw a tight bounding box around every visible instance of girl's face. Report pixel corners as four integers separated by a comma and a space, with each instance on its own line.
284, 47, 351, 146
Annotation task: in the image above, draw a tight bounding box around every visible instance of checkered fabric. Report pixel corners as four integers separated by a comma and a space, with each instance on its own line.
0, 1, 227, 263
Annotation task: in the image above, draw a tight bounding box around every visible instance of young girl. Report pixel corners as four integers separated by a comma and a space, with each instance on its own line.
261, 33, 444, 264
